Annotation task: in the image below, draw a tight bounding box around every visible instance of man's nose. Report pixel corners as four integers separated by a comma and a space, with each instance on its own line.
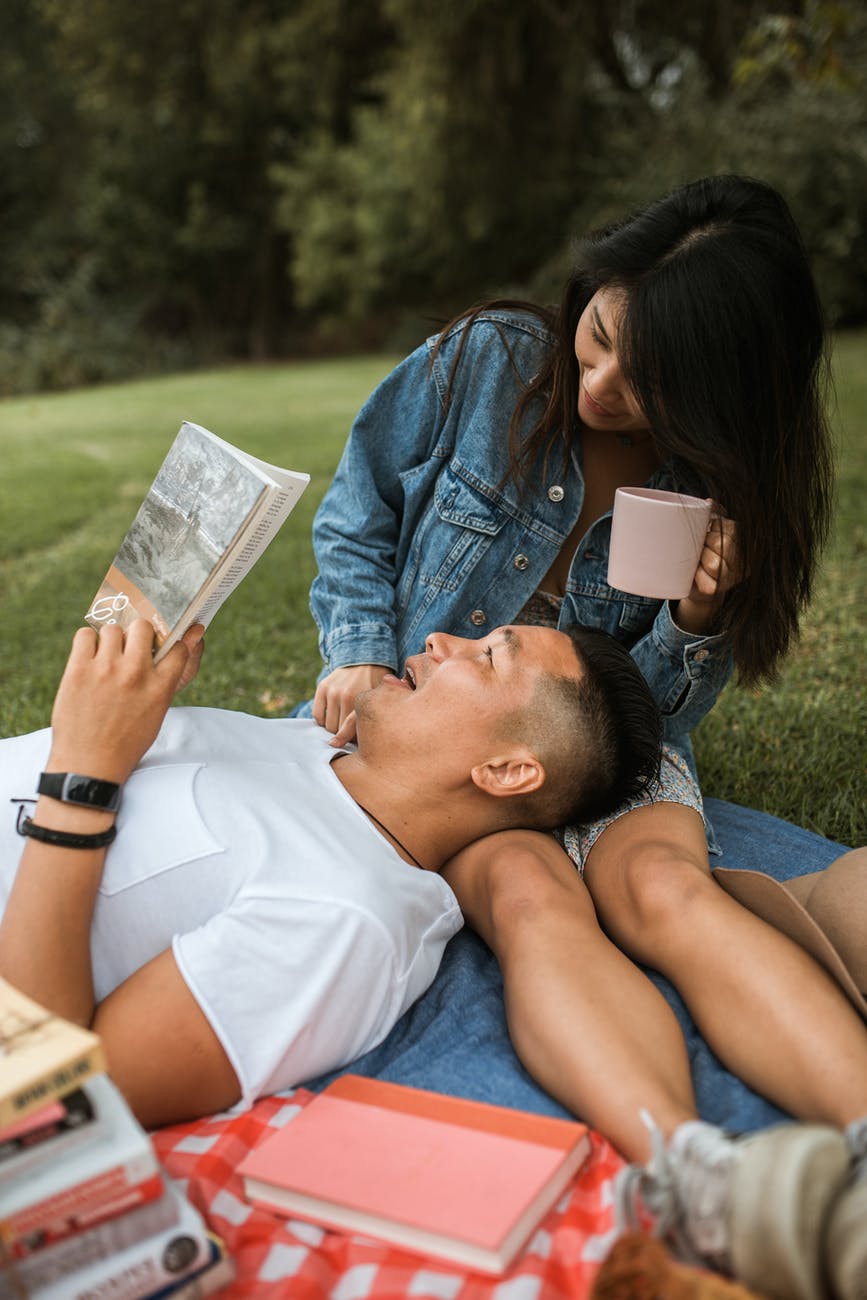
424, 631, 472, 661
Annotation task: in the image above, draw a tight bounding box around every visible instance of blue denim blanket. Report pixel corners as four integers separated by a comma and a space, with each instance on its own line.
307, 800, 846, 1134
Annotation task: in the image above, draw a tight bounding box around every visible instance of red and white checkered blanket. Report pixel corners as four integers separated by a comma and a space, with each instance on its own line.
152, 1089, 626, 1299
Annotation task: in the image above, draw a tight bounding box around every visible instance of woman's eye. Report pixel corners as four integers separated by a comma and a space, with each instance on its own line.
590, 324, 608, 348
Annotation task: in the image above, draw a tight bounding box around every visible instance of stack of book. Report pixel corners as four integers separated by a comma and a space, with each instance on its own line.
0, 979, 234, 1299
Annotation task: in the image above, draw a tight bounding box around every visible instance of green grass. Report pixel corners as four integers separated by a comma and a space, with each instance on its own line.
694, 330, 867, 846
1, 340, 864, 846
0, 358, 398, 727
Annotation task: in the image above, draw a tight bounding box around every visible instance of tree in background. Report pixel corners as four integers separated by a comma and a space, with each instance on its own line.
559, 0, 867, 326
277, 0, 593, 329
0, 0, 91, 388
1, 0, 865, 395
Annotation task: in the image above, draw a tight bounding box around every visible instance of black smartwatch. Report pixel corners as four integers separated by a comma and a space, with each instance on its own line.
37, 772, 122, 813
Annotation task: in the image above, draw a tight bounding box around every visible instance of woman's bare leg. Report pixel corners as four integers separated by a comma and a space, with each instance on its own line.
447, 818, 866, 1298
443, 828, 696, 1161
582, 803, 867, 1128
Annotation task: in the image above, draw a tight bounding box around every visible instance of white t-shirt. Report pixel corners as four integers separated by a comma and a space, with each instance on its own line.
0, 712, 462, 1108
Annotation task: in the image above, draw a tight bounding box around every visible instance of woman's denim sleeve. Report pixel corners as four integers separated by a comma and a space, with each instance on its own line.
310, 343, 446, 672
631, 600, 734, 741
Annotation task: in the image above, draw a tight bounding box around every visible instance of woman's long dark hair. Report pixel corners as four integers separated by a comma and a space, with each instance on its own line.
436, 175, 835, 686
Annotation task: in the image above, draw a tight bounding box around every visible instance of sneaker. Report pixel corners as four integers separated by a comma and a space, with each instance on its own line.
614, 1113, 850, 1300
826, 1161, 867, 1300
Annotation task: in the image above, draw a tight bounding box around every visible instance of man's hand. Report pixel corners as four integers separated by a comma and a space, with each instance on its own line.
47, 620, 205, 784
312, 663, 390, 745
0, 619, 204, 1028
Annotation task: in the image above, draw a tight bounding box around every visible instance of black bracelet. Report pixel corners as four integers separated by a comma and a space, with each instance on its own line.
37, 771, 122, 813
13, 802, 117, 850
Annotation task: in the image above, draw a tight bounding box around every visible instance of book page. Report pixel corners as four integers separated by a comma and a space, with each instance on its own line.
154, 483, 304, 659
201, 425, 306, 495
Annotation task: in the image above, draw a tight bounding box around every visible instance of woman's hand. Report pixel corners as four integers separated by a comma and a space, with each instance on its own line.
673, 513, 743, 635
312, 663, 390, 745
46, 619, 205, 784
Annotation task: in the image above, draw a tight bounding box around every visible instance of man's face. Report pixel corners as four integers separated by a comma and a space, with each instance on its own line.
355, 625, 582, 765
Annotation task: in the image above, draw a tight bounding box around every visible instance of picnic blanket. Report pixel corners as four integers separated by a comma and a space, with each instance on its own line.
153, 800, 850, 1297
308, 799, 849, 1134
153, 1092, 625, 1299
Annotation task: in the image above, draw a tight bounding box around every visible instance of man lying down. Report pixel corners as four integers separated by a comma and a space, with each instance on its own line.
0, 617, 659, 1128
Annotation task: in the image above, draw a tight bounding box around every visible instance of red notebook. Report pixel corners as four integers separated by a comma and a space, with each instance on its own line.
238, 1075, 592, 1275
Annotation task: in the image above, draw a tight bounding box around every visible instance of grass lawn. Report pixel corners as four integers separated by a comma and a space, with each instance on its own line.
1, 338, 864, 846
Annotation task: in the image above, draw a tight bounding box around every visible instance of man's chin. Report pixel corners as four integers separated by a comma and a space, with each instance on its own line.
352, 692, 375, 740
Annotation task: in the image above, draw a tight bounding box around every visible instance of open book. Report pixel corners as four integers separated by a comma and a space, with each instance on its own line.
85, 421, 309, 660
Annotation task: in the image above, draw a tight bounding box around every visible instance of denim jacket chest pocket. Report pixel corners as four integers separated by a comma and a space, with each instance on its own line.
395, 464, 510, 632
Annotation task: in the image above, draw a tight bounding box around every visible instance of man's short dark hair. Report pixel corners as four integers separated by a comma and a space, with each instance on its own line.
503, 624, 662, 830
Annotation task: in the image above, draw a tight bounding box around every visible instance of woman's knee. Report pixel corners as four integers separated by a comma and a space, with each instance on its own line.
476, 836, 598, 955
444, 830, 592, 947
586, 833, 713, 943
491, 838, 591, 924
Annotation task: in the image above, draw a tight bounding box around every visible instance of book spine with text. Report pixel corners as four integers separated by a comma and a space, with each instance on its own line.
0, 1042, 104, 1130
4, 1163, 163, 1257
0, 1088, 97, 1175
7, 1178, 181, 1292
138, 1234, 235, 1299
33, 1184, 211, 1300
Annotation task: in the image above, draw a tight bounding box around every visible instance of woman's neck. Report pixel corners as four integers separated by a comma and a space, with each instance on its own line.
540, 429, 662, 598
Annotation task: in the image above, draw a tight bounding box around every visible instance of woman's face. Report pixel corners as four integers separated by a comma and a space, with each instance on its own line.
574, 289, 651, 436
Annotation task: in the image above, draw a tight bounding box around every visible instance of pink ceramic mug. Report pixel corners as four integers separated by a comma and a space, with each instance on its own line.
607, 487, 714, 600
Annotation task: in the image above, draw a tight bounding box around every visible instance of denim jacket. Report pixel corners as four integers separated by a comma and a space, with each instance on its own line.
309, 311, 733, 779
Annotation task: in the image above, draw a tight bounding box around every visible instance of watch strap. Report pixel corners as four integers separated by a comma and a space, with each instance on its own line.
37, 771, 122, 813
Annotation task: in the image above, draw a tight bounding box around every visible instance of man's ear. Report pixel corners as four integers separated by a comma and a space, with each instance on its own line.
470, 748, 545, 799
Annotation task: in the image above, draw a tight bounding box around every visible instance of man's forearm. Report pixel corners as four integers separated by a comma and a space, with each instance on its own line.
1, 621, 202, 1026
0, 795, 116, 1025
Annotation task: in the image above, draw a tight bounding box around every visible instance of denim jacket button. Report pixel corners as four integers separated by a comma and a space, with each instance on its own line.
470, 609, 487, 626
513, 554, 529, 571
693, 648, 710, 662
547, 485, 565, 502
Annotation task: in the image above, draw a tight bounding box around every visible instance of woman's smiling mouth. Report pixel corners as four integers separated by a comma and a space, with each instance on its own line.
582, 387, 615, 417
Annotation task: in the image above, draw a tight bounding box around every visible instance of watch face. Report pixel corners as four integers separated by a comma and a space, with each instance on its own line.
66, 776, 109, 805
38, 771, 120, 810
